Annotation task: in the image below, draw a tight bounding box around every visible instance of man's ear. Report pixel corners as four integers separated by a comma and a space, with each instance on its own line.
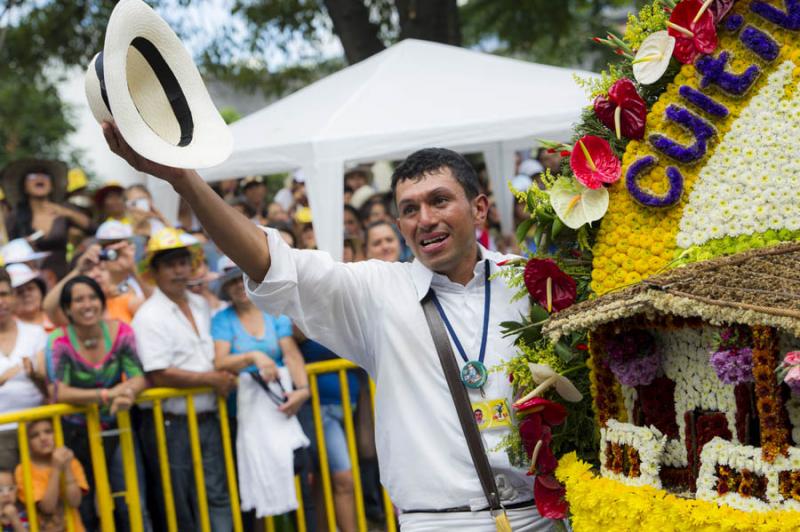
472, 194, 490, 226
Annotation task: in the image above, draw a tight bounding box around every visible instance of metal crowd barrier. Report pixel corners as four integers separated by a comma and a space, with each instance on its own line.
0, 359, 396, 532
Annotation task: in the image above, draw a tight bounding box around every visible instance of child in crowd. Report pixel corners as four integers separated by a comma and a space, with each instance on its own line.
14, 419, 87, 531
0, 470, 26, 532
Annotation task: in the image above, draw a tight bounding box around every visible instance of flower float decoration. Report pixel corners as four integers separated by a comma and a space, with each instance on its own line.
593, 78, 647, 139
514, 396, 568, 519
523, 259, 576, 313
604, 330, 661, 387
549, 177, 609, 230
632, 31, 676, 85
709, 325, 754, 385
569, 135, 621, 190
667, 0, 718, 64
777, 351, 800, 395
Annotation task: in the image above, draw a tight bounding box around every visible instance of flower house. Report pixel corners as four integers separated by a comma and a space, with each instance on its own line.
545, 243, 800, 512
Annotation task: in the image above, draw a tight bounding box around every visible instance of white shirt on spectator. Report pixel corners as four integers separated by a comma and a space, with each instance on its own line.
245, 228, 535, 512
0, 320, 47, 430
132, 287, 216, 414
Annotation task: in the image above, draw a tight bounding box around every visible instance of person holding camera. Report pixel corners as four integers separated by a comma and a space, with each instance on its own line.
42, 241, 145, 325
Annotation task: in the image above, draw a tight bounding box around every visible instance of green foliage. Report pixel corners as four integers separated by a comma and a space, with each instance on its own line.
460, 0, 630, 72
219, 106, 243, 124
623, 0, 669, 50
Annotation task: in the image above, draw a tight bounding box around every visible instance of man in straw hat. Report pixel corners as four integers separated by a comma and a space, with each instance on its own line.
131, 228, 235, 531
98, 1, 550, 529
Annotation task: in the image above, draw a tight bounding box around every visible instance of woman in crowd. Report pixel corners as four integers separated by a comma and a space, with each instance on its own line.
365, 221, 402, 263
7, 263, 54, 332
125, 184, 169, 238
43, 243, 143, 325
211, 256, 311, 520
0, 267, 48, 471
3, 159, 90, 283
44, 275, 149, 531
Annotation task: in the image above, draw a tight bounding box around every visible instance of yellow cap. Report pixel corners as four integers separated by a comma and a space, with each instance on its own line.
294, 206, 312, 224
67, 168, 89, 193
140, 228, 201, 275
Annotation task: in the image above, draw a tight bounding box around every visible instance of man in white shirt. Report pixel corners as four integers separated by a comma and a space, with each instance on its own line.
131, 235, 236, 532
104, 123, 551, 531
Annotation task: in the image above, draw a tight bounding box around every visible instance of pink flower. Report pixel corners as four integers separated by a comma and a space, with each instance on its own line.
784, 351, 800, 366
785, 366, 800, 385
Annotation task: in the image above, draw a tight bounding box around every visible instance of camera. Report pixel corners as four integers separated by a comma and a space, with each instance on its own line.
99, 249, 118, 261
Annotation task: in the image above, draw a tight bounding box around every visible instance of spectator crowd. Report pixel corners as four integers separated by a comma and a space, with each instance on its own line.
0, 151, 557, 531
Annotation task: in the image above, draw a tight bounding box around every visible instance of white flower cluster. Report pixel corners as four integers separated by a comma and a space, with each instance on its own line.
600, 419, 666, 488
676, 59, 800, 249
697, 437, 800, 512
657, 328, 738, 467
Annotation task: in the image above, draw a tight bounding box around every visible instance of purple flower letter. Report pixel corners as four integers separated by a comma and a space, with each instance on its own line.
751, 0, 800, 30
740, 25, 780, 61
695, 51, 761, 96
679, 86, 729, 118
649, 105, 716, 163
625, 155, 684, 208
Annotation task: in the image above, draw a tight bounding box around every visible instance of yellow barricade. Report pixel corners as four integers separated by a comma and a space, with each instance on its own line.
0, 360, 396, 532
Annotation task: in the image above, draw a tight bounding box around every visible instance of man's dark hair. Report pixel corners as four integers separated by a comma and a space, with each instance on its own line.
59, 275, 107, 317
0, 268, 10, 289
150, 247, 192, 271
390, 148, 480, 201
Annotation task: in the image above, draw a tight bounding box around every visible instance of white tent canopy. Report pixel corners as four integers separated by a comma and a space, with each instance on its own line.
201, 39, 596, 259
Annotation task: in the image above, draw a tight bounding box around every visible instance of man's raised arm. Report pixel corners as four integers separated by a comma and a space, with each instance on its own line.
102, 122, 270, 281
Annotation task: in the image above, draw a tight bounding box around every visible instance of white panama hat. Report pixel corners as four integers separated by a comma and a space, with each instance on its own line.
85, 0, 232, 169
1, 238, 50, 265
6, 263, 46, 292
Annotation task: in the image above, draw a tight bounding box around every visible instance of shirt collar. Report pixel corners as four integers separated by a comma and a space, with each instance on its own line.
410, 244, 509, 301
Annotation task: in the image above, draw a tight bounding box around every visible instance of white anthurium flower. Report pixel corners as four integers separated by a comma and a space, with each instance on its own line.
516, 362, 583, 403
632, 30, 675, 85
549, 176, 609, 230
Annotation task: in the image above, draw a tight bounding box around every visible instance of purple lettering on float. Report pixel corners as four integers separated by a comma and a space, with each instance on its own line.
696, 52, 761, 95
649, 106, 716, 163
751, 0, 800, 30
740, 25, 780, 61
679, 86, 729, 118
625, 155, 684, 208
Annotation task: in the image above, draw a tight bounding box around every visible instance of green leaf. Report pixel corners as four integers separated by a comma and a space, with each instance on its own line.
555, 340, 578, 365
516, 218, 535, 244
551, 217, 564, 240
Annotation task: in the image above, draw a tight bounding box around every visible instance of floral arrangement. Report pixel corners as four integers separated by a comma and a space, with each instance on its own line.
710, 325, 754, 385
777, 351, 800, 394
556, 451, 800, 531
603, 329, 661, 386
696, 437, 800, 511
600, 419, 666, 488
500, 0, 800, 525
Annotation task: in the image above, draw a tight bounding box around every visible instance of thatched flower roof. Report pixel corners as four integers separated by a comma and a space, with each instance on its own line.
544, 243, 800, 341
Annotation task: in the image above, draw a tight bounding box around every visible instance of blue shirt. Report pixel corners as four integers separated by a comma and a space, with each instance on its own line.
211, 306, 293, 373
300, 339, 360, 406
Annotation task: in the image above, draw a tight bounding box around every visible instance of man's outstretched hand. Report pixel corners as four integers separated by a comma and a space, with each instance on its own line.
101, 121, 189, 183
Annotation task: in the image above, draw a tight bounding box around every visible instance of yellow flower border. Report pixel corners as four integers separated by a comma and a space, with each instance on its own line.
592, 0, 800, 295
556, 452, 800, 531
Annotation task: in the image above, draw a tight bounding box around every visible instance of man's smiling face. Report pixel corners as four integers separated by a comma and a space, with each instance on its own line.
395, 167, 488, 281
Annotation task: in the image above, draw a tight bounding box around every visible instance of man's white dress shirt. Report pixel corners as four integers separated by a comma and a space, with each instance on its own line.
246, 228, 547, 528
132, 288, 216, 414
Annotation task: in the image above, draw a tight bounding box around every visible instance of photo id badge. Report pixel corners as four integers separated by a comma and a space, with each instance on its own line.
471, 399, 511, 431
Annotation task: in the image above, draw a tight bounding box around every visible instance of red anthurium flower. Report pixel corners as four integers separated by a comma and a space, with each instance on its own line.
593, 78, 647, 140
513, 396, 568, 426
518, 407, 559, 475
523, 259, 577, 313
668, 0, 718, 64
569, 135, 621, 190
534, 475, 568, 519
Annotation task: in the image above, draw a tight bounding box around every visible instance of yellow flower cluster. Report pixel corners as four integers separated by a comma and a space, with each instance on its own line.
592, 0, 800, 295
556, 452, 800, 531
